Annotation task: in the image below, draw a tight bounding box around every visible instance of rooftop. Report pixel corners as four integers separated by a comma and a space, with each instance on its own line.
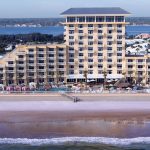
61, 7, 130, 15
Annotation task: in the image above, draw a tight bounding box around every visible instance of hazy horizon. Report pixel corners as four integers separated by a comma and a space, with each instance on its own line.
0, 0, 149, 18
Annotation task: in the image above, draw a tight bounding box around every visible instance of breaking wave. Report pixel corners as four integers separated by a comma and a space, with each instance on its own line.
0, 137, 150, 146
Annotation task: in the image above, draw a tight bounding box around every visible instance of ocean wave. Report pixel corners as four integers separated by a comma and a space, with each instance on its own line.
0, 137, 150, 146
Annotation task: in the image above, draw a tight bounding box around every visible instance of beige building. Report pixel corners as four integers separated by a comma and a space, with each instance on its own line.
61, 7, 130, 83
0, 7, 150, 86
0, 44, 68, 86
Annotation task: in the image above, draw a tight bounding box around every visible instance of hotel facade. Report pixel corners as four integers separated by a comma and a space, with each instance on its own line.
0, 7, 150, 86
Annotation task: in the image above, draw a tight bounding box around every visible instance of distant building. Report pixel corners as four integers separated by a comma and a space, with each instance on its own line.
135, 33, 150, 39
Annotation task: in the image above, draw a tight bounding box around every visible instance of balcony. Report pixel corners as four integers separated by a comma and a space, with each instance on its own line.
37, 63, 46, 66
37, 57, 45, 60
17, 70, 26, 73
27, 69, 36, 72
6, 70, 15, 73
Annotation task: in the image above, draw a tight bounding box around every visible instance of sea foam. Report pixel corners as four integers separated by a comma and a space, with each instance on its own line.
0, 137, 150, 146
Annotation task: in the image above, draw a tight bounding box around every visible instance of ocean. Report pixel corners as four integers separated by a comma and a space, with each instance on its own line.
0, 25, 149, 36
1, 115, 150, 150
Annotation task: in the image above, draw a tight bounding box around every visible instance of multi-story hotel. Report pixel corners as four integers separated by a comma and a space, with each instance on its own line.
0, 7, 150, 86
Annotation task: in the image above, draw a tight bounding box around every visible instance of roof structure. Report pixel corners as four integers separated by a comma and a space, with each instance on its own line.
61, 7, 130, 15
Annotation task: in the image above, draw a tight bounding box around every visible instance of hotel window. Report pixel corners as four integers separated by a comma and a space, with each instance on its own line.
98, 47, 103, 51
88, 24, 93, 27
29, 66, 34, 70
117, 65, 122, 68
69, 59, 74, 62
69, 30, 74, 34
79, 36, 84, 40
79, 53, 83, 56
108, 71, 112, 75
128, 59, 133, 62
79, 59, 84, 63
98, 65, 103, 68
88, 30, 93, 34
108, 30, 112, 34
128, 65, 133, 68
107, 59, 112, 62
98, 36, 103, 39
117, 47, 122, 51
107, 47, 112, 51
138, 59, 144, 62
86, 16, 95, 22
69, 36, 74, 39
69, 47, 74, 51
79, 47, 84, 51
88, 36, 93, 39
78, 24, 83, 28
108, 24, 113, 27
106, 16, 114, 22
69, 65, 74, 69
28, 49, 34, 52
117, 41, 122, 45
38, 48, 44, 52
49, 48, 54, 51
8, 61, 14, 64
49, 54, 54, 57
98, 70, 103, 74
88, 53, 93, 57
69, 24, 74, 28
49, 60, 54, 63
77, 17, 85, 22
117, 59, 122, 63
88, 42, 93, 45
59, 54, 64, 57
98, 30, 103, 34
108, 53, 112, 57
79, 42, 83, 45
96, 16, 104, 22
117, 35, 122, 39
117, 24, 122, 28
88, 59, 93, 62
117, 53, 122, 56
38, 54, 44, 57
58, 59, 64, 63
116, 16, 124, 22
108, 65, 112, 69
117, 71, 122, 74
88, 70, 93, 74
107, 36, 112, 39
69, 70, 74, 74
79, 65, 84, 68
88, 47, 93, 51
98, 53, 103, 56
18, 55, 24, 58
98, 41, 103, 45
117, 30, 122, 33
79, 70, 83, 74
69, 42, 74, 46
108, 41, 112, 45
88, 65, 93, 68
67, 17, 76, 22
98, 24, 103, 28
98, 59, 103, 62
69, 53, 74, 57
79, 30, 83, 33
38, 60, 44, 63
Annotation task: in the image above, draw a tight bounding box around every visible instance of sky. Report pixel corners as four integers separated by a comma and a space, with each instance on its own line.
0, 0, 149, 18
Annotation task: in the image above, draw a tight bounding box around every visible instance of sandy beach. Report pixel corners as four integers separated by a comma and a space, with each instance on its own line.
0, 94, 150, 138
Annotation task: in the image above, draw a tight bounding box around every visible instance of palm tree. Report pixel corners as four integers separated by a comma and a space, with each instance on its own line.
83, 70, 88, 89
102, 68, 107, 90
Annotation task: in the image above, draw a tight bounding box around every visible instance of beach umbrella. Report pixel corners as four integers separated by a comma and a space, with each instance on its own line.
126, 87, 131, 90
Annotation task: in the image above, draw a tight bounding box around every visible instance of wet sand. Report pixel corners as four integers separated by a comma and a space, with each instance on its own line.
0, 94, 150, 138
0, 111, 150, 138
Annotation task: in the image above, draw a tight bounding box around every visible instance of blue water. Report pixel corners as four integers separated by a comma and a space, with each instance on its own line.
0, 25, 149, 36
0, 26, 64, 35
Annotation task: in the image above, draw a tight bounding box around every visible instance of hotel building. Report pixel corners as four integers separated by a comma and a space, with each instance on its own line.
0, 7, 150, 86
